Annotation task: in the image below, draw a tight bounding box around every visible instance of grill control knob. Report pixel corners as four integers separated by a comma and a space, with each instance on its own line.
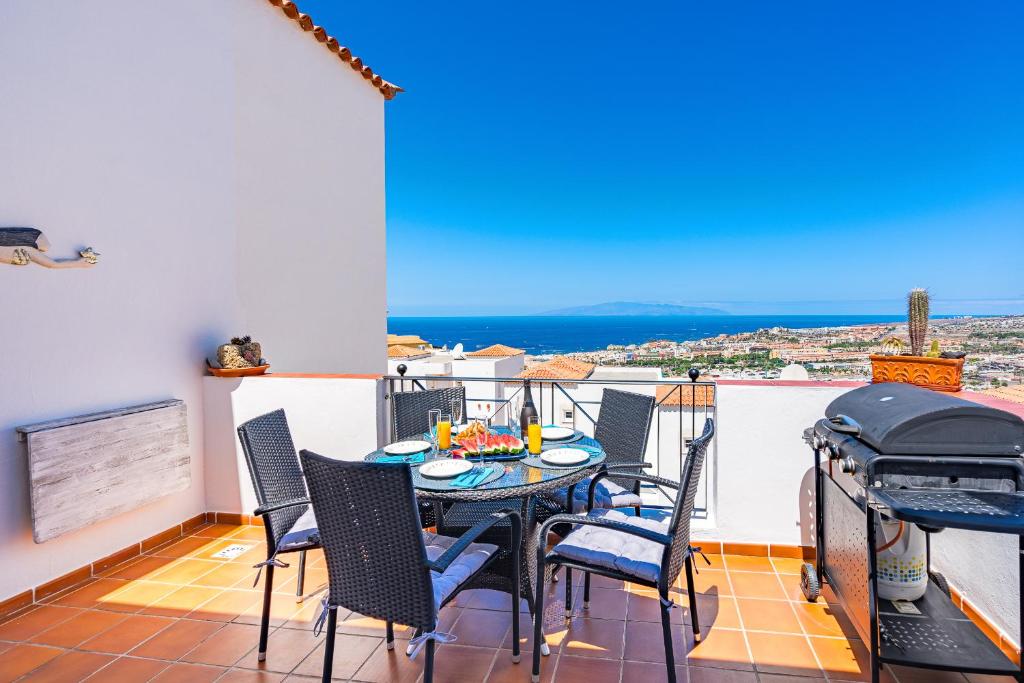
840, 457, 857, 474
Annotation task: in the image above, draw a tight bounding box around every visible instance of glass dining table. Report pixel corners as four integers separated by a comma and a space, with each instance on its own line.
364, 430, 607, 629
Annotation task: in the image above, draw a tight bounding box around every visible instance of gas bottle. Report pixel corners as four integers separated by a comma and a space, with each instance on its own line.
874, 512, 928, 602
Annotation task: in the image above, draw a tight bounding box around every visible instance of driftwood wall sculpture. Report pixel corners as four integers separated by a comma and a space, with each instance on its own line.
1, 227, 99, 268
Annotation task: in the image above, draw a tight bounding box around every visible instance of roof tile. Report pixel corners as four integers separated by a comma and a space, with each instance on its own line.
517, 356, 595, 380
466, 344, 525, 357
656, 384, 716, 408
266, 0, 402, 99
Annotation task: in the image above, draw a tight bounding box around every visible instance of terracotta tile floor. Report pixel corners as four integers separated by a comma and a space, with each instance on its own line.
0, 524, 1015, 682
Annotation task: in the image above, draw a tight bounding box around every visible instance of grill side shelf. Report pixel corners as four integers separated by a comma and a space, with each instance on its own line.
878, 582, 1017, 675
871, 489, 1024, 534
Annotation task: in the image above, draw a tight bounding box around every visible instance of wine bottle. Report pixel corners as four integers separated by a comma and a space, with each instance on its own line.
519, 380, 538, 440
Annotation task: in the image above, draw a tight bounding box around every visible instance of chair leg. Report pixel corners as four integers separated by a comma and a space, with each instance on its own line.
322, 607, 338, 683
424, 638, 435, 683
551, 564, 560, 582
659, 591, 677, 683
564, 567, 573, 619
685, 555, 701, 642
532, 556, 548, 683
406, 627, 421, 656
583, 572, 591, 610
258, 564, 274, 661
511, 539, 522, 664
386, 621, 395, 650
296, 550, 307, 603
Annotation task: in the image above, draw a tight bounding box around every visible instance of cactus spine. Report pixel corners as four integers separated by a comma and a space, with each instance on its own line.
907, 288, 930, 356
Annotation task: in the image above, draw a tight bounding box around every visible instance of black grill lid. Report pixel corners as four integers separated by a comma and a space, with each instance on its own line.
825, 383, 1024, 456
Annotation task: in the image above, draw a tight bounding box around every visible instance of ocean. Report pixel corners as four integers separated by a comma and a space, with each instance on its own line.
387, 315, 920, 355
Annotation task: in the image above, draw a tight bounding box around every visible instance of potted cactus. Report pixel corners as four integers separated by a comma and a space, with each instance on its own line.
869, 289, 965, 392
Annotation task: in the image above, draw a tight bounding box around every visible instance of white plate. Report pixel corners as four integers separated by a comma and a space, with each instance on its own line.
541, 448, 590, 466
419, 459, 474, 479
541, 426, 575, 441
383, 440, 431, 456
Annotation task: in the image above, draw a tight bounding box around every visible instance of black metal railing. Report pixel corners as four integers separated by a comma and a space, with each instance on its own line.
384, 372, 717, 515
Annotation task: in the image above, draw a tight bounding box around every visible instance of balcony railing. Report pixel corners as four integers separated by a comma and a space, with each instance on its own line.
384, 374, 717, 516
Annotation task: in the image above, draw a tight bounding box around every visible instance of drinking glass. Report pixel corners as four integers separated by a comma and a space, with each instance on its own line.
477, 417, 491, 464
438, 412, 452, 451
428, 409, 441, 456
528, 416, 542, 455
451, 399, 463, 428
507, 393, 522, 436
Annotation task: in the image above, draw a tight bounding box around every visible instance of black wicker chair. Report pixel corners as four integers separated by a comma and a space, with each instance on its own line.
236, 409, 320, 662
391, 386, 468, 529
391, 386, 467, 441
299, 452, 522, 683
549, 388, 656, 515
531, 418, 715, 683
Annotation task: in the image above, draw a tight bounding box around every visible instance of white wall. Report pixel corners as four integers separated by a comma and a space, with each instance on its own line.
203, 376, 385, 515
0, 0, 386, 599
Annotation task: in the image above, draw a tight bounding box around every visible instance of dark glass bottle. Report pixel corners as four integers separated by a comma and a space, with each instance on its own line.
519, 380, 538, 440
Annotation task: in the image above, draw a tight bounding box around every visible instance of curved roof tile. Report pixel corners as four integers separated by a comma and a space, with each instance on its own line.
266, 0, 403, 100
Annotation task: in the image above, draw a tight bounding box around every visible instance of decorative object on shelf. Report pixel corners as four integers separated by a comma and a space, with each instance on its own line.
1, 227, 99, 268
869, 289, 964, 392
208, 335, 269, 376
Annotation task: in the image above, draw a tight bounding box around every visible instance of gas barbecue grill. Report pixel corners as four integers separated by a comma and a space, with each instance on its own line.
804, 383, 1024, 683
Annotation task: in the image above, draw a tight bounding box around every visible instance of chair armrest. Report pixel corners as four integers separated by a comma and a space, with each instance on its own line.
538, 513, 671, 547
254, 498, 310, 517
603, 462, 653, 471
588, 471, 679, 510
427, 509, 522, 573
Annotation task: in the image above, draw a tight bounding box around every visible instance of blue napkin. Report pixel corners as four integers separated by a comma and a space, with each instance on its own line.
451, 467, 492, 488
378, 452, 427, 464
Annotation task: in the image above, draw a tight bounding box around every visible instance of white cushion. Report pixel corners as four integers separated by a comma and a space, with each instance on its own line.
551, 508, 671, 584
423, 532, 498, 611
277, 506, 319, 551
551, 478, 642, 513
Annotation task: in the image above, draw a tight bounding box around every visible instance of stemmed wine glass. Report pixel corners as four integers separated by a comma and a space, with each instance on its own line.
428, 409, 441, 458
451, 399, 464, 429
476, 416, 491, 465
507, 392, 523, 437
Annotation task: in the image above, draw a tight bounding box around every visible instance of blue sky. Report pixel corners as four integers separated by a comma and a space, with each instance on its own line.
300, 1, 1023, 316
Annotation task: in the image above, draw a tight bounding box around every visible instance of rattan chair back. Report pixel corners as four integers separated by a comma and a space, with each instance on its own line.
664, 418, 714, 585
391, 386, 467, 441
237, 409, 309, 548
299, 451, 437, 631
593, 388, 656, 486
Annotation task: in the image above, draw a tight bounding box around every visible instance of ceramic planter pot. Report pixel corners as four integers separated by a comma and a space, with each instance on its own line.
869, 354, 965, 392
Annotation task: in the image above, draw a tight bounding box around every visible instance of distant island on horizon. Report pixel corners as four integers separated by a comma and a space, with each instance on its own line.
541, 301, 729, 316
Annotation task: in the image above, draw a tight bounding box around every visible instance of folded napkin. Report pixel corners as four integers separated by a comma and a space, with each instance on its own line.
450, 467, 493, 488
378, 452, 427, 464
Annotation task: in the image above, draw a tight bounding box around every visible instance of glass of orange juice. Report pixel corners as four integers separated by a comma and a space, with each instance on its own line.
527, 416, 542, 455
438, 413, 452, 451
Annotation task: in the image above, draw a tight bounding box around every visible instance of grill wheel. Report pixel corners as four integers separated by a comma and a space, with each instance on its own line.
800, 562, 820, 602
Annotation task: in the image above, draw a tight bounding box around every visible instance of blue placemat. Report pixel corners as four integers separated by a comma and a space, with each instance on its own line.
413, 465, 507, 491
522, 449, 605, 470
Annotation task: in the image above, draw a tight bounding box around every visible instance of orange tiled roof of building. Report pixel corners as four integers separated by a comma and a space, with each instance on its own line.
466, 344, 525, 357
517, 356, 595, 381
656, 384, 716, 408
981, 384, 1024, 405
266, 0, 403, 100
387, 345, 428, 359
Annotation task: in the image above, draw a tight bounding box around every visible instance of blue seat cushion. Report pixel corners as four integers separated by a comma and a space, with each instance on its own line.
277, 506, 319, 551
550, 508, 671, 584
423, 532, 498, 611
550, 478, 642, 513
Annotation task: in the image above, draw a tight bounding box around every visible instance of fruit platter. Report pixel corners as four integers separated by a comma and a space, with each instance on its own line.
451, 431, 526, 459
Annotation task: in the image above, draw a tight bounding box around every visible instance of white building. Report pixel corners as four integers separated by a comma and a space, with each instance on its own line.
0, 0, 394, 600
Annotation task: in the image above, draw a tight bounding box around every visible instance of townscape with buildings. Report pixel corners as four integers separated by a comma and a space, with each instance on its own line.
565, 315, 1024, 390
389, 315, 1024, 396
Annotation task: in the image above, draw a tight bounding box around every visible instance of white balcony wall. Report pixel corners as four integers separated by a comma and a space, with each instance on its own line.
202, 376, 385, 515
0, 0, 385, 599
